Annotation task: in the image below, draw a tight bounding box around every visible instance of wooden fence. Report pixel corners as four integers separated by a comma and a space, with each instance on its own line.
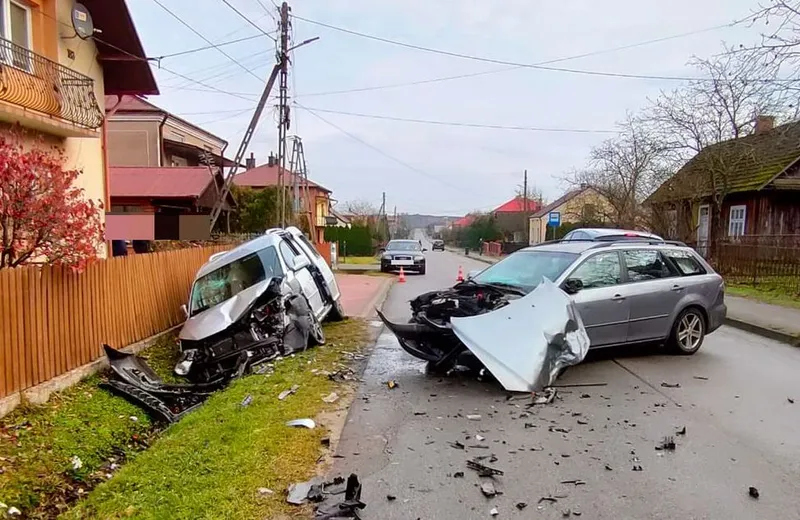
0, 245, 229, 399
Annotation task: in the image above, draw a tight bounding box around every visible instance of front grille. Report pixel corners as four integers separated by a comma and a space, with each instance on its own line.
394, 255, 412, 260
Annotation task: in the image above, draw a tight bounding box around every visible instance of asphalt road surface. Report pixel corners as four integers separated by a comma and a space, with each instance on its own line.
331, 231, 800, 519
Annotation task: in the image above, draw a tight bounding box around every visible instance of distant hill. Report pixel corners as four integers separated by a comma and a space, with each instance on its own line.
400, 214, 460, 230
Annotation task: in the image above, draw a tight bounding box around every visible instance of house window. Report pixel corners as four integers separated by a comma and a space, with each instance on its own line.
728, 205, 747, 237
1, 0, 33, 71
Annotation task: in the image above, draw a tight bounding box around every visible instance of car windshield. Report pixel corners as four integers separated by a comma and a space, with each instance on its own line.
189, 246, 282, 316
473, 250, 579, 293
387, 241, 420, 251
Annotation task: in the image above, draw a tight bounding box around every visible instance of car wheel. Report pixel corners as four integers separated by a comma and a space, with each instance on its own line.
308, 308, 326, 346
419, 265, 426, 275
327, 299, 347, 322
668, 307, 705, 354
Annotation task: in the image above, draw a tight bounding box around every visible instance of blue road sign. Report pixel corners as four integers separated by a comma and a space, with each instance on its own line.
548, 211, 561, 226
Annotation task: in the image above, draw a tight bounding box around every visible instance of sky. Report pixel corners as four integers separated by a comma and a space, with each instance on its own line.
126, 0, 768, 216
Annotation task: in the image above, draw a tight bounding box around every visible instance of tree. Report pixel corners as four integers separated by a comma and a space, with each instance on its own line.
341, 199, 377, 225
229, 185, 292, 234
0, 127, 103, 270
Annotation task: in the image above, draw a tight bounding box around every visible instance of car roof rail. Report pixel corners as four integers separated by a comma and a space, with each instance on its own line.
588, 239, 687, 249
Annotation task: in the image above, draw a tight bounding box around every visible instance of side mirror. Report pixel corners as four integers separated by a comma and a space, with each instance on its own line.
378, 247, 386, 253
180, 304, 189, 319
467, 269, 481, 280
562, 278, 584, 295
291, 254, 310, 271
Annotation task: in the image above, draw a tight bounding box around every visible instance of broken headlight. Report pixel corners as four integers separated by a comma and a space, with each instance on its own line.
174, 349, 198, 376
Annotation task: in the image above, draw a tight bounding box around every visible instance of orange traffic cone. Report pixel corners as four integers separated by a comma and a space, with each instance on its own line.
457, 265, 464, 282
398, 266, 406, 283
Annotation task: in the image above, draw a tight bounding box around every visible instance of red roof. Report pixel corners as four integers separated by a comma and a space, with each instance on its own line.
493, 196, 540, 213
110, 167, 217, 198
105, 95, 162, 113
453, 215, 476, 227
233, 164, 331, 193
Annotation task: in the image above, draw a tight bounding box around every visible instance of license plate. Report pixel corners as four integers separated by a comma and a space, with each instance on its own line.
391, 259, 413, 266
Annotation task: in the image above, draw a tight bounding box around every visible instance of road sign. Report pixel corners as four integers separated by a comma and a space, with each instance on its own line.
548, 212, 561, 227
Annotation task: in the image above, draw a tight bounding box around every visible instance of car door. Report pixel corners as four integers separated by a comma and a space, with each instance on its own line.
285, 229, 341, 303
278, 239, 325, 317
621, 249, 683, 343
561, 251, 629, 347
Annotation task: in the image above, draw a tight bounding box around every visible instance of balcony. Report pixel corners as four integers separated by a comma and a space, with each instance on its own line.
0, 37, 103, 136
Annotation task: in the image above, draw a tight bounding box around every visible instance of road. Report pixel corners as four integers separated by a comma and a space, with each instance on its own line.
331, 231, 800, 519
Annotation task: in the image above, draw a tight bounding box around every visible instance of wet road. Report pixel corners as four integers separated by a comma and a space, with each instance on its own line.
332, 232, 800, 519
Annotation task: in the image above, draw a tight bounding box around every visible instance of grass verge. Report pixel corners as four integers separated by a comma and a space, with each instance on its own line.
66, 319, 369, 520
339, 256, 378, 265
727, 283, 800, 310
0, 333, 181, 518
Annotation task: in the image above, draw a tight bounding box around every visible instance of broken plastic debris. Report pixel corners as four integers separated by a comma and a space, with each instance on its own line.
693, 375, 709, 380
453, 471, 465, 478
481, 481, 497, 497
258, 487, 274, 496
278, 385, 300, 400
386, 494, 397, 501
322, 392, 340, 404
748, 486, 760, 499
70, 456, 83, 471
286, 418, 316, 429
476, 434, 486, 442
655, 436, 676, 451
632, 465, 643, 471
386, 380, 398, 389
467, 414, 482, 421
532, 387, 557, 405
789, 397, 795, 404
7, 506, 20, 516
467, 459, 504, 477
516, 502, 528, 510
449, 440, 465, 450
490, 507, 499, 516
676, 426, 687, 435
241, 395, 253, 407
129, 415, 138, 422
660, 381, 681, 388
538, 496, 558, 504
287, 480, 316, 505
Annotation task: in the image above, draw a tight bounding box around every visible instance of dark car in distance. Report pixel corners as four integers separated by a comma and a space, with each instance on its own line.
381, 240, 427, 274
432, 239, 445, 251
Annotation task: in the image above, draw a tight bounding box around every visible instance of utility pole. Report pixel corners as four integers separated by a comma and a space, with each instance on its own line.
523, 169, 529, 244
277, 1, 290, 227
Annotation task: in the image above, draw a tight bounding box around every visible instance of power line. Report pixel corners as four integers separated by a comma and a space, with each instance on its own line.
291, 14, 795, 83
158, 33, 270, 59
298, 106, 617, 134
253, 0, 278, 22
220, 0, 278, 41
150, 0, 266, 83
294, 21, 747, 98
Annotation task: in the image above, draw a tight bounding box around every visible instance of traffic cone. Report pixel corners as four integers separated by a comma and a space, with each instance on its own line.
456, 265, 464, 282
398, 266, 406, 283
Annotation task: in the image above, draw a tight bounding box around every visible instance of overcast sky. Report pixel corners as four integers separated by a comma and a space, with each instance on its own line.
127, 0, 766, 216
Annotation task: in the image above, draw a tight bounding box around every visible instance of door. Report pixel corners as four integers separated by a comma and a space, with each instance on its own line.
286, 228, 340, 302
621, 249, 683, 343
562, 251, 629, 347
278, 239, 325, 316
697, 204, 710, 256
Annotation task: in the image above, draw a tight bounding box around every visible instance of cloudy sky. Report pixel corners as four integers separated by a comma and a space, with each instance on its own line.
127, 0, 766, 215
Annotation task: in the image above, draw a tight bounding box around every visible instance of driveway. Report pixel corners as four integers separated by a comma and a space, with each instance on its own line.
331, 232, 800, 519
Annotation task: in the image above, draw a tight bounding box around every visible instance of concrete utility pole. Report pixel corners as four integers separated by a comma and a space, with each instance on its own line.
277, 1, 290, 227
523, 169, 529, 243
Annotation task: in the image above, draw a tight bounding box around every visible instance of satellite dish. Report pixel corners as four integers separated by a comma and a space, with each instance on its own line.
71, 3, 94, 40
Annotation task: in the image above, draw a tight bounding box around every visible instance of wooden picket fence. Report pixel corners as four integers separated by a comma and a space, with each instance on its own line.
0, 245, 230, 399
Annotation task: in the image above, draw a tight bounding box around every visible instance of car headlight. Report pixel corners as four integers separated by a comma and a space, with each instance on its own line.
174, 349, 197, 376
382, 253, 392, 260
414, 255, 424, 261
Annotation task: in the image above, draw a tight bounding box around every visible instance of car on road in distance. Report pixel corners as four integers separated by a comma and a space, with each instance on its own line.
561, 228, 664, 242
431, 239, 445, 251
380, 239, 427, 274
467, 238, 725, 354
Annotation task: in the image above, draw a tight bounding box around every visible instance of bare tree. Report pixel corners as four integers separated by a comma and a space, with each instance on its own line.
341, 199, 378, 225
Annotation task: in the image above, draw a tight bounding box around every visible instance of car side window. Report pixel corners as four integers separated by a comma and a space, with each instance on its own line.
568, 252, 622, 289
663, 249, 707, 276
278, 240, 298, 267
295, 233, 322, 259
622, 250, 679, 282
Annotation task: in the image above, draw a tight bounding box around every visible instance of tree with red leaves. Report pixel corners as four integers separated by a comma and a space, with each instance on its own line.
0, 127, 104, 270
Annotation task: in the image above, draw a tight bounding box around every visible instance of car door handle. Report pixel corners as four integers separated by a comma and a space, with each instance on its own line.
611, 294, 626, 301
671, 285, 685, 292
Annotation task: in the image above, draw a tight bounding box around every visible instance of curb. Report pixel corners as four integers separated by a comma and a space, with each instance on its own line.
357, 276, 395, 319
444, 247, 499, 266
724, 317, 800, 347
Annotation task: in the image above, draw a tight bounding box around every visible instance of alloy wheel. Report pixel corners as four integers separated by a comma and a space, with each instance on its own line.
677, 313, 703, 351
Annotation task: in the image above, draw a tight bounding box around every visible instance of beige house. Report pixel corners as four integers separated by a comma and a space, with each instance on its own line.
0, 0, 158, 257
529, 185, 611, 244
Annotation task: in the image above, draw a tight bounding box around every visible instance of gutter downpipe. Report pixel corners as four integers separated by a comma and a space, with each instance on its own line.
157, 113, 169, 166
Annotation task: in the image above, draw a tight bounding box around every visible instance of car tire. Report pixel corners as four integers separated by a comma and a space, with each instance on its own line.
308, 306, 326, 347
419, 265, 426, 275
668, 307, 705, 355
328, 299, 347, 322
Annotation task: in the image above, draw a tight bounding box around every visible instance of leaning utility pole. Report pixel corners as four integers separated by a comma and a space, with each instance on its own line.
277, 1, 291, 227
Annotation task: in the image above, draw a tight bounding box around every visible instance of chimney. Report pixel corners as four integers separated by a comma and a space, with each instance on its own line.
755, 115, 775, 135
245, 152, 256, 170
267, 152, 276, 167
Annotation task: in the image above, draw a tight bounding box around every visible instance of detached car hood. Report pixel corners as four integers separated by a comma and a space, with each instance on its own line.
180, 278, 276, 341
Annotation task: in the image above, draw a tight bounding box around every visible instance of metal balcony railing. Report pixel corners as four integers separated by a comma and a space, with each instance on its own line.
0, 37, 103, 130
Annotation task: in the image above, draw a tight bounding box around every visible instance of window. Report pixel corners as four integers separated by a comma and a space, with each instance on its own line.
728, 205, 746, 237
278, 240, 298, 266
568, 252, 622, 289
622, 250, 678, 282
295, 233, 322, 260
386, 241, 421, 251
474, 250, 579, 293
1, 1, 33, 71
189, 252, 266, 316
663, 249, 706, 276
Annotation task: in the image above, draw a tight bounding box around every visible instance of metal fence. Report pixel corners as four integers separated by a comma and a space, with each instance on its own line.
0, 37, 103, 129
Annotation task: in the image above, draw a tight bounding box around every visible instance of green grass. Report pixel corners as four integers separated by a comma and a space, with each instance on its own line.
727, 283, 800, 310
339, 255, 378, 265
65, 319, 369, 520
0, 333, 180, 518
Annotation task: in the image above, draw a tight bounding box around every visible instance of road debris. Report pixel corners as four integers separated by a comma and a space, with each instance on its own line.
386, 494, 397, 501
449, 440, 466, 450
748, 486, 760, 499
655, 436, 676, 451
788, 397, 795, 404
538, 496, 558, 504
467, 414, 482, 421
532, 387, 557, 405
322, 392, 340, 404
6, 507, 20, 516
632, 465, 643, 471
287, 479, 319, 505
549, 426, 571, 434
314, 474, 366, 519
577, 418, 589, 425
676, 426, 687, 435
70, 455, 83, 471
660, 381, 681, 388
467, 459, 504, 477
240, 395, 253, 407
286, 418, 316, 429
385, 380, 398, 389
476, 434, 486, 441
258, 487, 274, 496
490, 507, 499, 516
693, 376, 709, 380
579, 393, 591, 399
279, 385, 300, 400
453, 471, 465, 478
605, 464, 613, 471
516, 502, 528, 510
562, 509, 572, 517
552, 382, 607, 388
481, 481, 498, 497
561, 479, 586, 486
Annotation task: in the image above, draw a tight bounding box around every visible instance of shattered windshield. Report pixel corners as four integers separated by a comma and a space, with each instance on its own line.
189, 246, 282, 316
473, 250, 579, 292
387, 241, 421, 251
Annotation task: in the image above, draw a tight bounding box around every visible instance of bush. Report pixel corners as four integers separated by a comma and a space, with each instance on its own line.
324, 225, 374, 256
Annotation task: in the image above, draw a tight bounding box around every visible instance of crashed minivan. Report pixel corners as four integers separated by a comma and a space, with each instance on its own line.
103, 227, 345, 422
380, 239, 726, 392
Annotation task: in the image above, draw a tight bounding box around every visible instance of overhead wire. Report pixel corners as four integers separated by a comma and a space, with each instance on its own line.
220, 0, 278, 41
291, 13, 796, 83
